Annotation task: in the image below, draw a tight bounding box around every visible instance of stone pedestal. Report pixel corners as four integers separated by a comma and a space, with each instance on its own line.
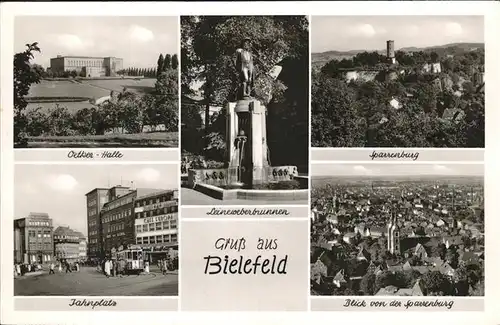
226, 98, 269, 186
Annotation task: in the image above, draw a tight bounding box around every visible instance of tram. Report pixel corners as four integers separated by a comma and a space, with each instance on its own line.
116, 246, 144, 274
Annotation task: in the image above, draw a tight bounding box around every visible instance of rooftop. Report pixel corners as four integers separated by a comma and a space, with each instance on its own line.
53, 55, 123, 60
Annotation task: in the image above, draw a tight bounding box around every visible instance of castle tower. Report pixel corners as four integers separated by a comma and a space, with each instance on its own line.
386, 40, 396, 65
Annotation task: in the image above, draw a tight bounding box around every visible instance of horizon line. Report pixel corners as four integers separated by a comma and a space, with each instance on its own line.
312, 41, 485, 55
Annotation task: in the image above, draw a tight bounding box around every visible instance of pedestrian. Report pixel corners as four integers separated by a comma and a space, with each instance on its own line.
120, 258, 126, 276
116, 259, 123, 278
49, 262, 55, 274
144, 261, 150, 274
163, 259, 168, 275
58, 262, 62, 273
110, 259, 115, 277
65, 261, 72, 273
16, 263, 21, 276
75, 262, 79, 272
104, 259, 111, 278
113, 259, 118, 277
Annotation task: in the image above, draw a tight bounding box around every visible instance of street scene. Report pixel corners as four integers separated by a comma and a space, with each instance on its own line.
311, 163, 484, 296
15, 265, 178, 296
14, 164, 179, 296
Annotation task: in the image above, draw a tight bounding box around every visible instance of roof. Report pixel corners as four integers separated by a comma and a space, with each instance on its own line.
52, 55, 123, 60
333, 270, 347, 282
136, 189, 176, 200
54, 226, 76, 237
28, 212, 50, 218
375, 285, 399, 296
85, 187, 110, 196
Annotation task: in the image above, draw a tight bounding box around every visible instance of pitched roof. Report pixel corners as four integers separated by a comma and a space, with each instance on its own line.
333, 269, 347, 283
412, 279, 425, 296
375, 285, 399, 296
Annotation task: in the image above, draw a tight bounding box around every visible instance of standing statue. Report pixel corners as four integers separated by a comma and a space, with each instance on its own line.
235, 37, 254, 99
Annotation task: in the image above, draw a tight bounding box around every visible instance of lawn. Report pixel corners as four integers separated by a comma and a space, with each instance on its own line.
28, 78, 156, 99
28, 80, 110, 99
26, 78, 158, 114
81, 78, 156, 94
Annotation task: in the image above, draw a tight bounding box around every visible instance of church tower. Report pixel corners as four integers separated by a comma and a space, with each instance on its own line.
387, 210, 393, 253
387, 210, 400, 255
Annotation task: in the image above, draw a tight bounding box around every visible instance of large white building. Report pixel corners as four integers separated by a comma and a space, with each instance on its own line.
50, 55, 123, 77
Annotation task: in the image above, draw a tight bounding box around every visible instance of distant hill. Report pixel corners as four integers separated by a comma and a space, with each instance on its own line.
312, 175, 484, 186
312, 42, 485, 71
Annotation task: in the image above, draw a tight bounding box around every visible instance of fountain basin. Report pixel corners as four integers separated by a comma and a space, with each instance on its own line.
186, 166, 308, 201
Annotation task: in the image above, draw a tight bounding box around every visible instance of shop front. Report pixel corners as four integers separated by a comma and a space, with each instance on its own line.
141, 244, 178, 265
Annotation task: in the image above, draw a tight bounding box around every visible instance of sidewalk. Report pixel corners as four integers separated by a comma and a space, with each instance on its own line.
14, 270, 46, 279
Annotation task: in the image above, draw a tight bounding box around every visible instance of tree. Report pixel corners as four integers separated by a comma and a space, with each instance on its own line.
164, 54, 172, 70
71, 107, 95, 135
157, 54, 164, 77
446, 245, 459, 269
421, 271, 453, 296
171, 54, 179, 70
311, 77, 363, 147
430, 51, 439, 63
183, 16, 308, 164
360, 272, 376, 295
14, 42, 42, 146
47, 104, 73, 136
374, 271, 394, 293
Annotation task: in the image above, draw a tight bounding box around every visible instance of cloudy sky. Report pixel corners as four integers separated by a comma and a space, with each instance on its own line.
312, 163, 484, 177
15, 164, 178, 235
312, 16, 484, 53
14, 16, 178, 69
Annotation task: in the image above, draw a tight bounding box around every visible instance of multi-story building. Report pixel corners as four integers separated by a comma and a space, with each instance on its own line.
74, 231, 88, 261
13, 213, 54, 264
134, 190, 179, 263
50, 55, 123, 77
85, 188, 111, 260
53, 226, 82, 262
100, 188, 137, 257
87, 185, 166, 258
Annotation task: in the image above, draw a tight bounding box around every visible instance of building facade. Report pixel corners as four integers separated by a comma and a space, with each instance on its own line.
74, 232, 88, 260
53, 226, 81, 262
13, 213, 54, 264
50, 55, 123, 77
86, 186, 167, 259
134, 190, 179, 263
85, 188, 110, 260
101, 188, 136, 257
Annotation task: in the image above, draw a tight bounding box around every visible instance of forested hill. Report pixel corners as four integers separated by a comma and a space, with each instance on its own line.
312, 42, 485, 70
